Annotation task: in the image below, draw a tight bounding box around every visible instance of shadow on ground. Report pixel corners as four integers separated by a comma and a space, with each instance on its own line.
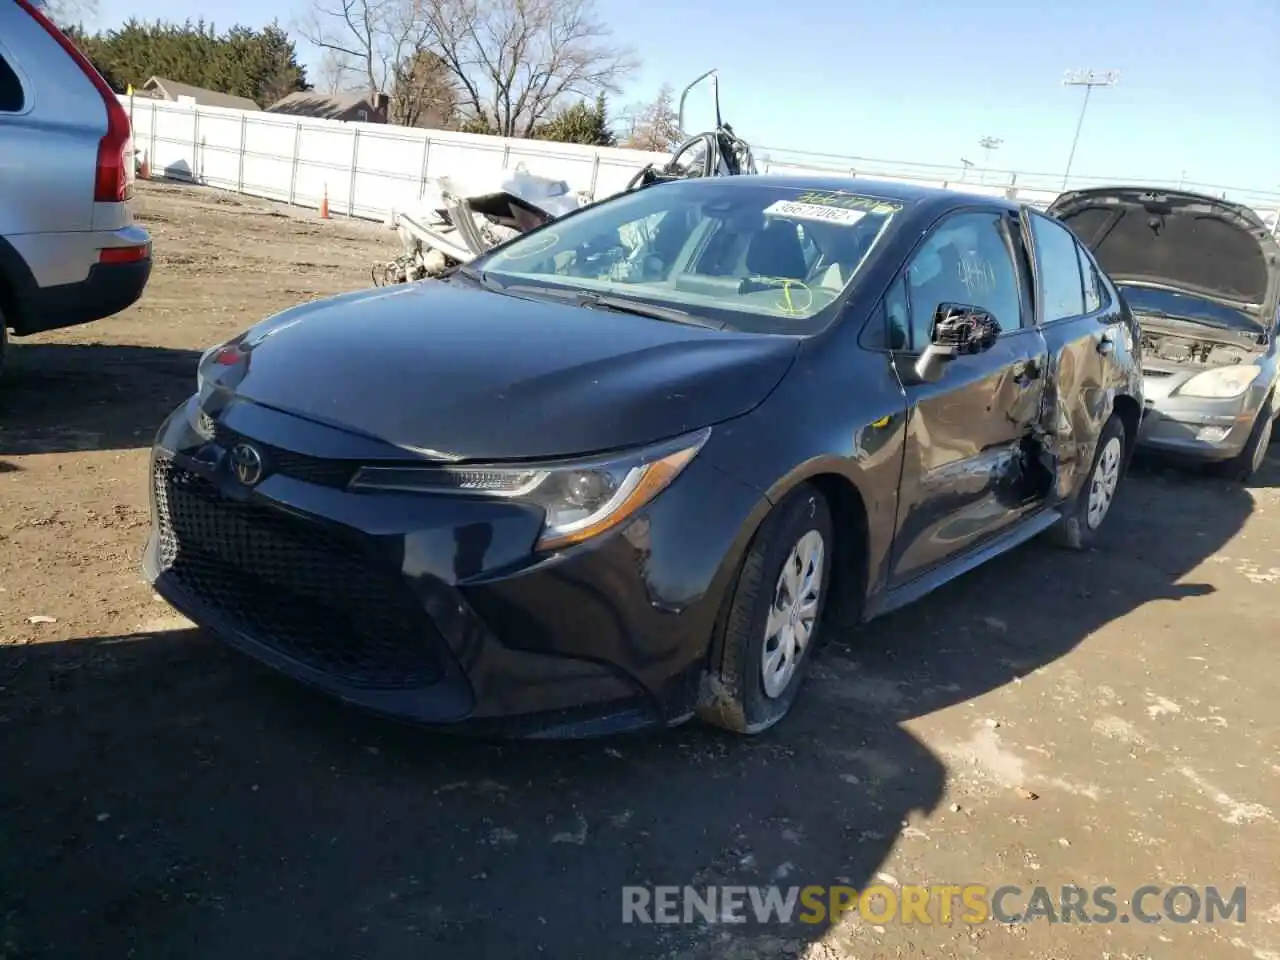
0, 343, 200, 456
0, 458, 1265, 959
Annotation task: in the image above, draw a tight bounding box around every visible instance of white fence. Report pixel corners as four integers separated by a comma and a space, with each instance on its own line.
121, 95, 1280, 233
123, 95, 671, 220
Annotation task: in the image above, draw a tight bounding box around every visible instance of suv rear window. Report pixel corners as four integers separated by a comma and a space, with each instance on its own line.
0, 53, 23, 112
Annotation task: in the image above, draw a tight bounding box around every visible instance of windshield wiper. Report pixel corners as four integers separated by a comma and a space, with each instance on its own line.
577, 294, 724, 329
453, 265, 498, 289
1141, 309, 1259, 332
457, 275, 724, 329
1135, 308, 1223, 329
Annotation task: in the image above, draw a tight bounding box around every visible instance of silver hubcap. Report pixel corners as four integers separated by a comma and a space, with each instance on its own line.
1086, 436, 1123, 529
1251, 417, 1272, 472
762, 530, 824, 699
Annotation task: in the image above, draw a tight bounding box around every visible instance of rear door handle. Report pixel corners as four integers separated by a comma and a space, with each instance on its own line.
1097, 333, 1115, 356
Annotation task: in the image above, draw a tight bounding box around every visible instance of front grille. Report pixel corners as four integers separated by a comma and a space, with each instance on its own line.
212, 423, 359, 489
154, 459, 442, 689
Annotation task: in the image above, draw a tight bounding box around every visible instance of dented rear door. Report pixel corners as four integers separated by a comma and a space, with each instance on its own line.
1026, 209, 1134, 503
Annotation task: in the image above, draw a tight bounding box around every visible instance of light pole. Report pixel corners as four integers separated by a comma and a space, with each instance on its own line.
1061, 69, 1119, 189
959, 158, 974, 182
978, 136, 1002, 184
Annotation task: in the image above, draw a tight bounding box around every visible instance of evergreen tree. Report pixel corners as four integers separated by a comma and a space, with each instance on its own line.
66, 18, 310, 105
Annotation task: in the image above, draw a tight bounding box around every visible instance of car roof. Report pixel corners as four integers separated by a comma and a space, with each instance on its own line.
675, 173, 1024, 215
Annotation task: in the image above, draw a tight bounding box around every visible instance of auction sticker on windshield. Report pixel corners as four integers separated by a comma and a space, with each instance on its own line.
764, 199, 868, 226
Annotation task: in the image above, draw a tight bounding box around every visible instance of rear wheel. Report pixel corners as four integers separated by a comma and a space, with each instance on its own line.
698, 483, 834, 734
1048, 414, 1127, 551
1208, 396, 1273, 483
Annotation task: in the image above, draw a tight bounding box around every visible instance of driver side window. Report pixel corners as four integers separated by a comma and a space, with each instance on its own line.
901, 211, 1022, 351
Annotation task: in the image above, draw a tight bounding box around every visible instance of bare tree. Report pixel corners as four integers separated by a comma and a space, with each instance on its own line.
621, 84, 682, 152
297, 0, 432, 95
317, 48, 356, 94
389, 49, 456, 127
424, 0, 638, 137
300, 0, 635, 136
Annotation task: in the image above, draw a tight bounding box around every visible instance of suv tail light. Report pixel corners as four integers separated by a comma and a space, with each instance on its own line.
16, 0, 135, 203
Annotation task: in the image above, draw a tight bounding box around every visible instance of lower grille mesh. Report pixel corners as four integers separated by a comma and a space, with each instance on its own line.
153, 458, 441, 689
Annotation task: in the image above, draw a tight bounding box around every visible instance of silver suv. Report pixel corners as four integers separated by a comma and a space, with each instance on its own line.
0, 0, 152, 379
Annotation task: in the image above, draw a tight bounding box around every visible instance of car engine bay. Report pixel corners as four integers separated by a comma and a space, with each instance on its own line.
1139, 326, 1261, 369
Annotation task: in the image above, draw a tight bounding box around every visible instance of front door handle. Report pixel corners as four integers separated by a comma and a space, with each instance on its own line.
1097, 333, 1115, 356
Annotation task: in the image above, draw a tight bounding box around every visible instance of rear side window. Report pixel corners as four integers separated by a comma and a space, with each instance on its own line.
1029, 213, 1085, 322
0, 53, 23, 112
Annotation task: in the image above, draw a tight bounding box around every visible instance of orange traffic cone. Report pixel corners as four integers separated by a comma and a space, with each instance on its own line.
138, 149, 151, 179
319, 184, 330, 219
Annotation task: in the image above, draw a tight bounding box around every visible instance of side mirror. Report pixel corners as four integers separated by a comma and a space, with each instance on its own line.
911, 303, 1001, 384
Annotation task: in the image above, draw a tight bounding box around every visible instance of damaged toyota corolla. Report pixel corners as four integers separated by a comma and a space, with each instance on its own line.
1049, 187, 1280, 481
144, 176, 1142, 738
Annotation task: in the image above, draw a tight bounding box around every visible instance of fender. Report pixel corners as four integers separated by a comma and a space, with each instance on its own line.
705, 448, 893, 656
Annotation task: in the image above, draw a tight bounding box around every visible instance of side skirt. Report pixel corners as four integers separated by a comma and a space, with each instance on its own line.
864, 507, 1062, 621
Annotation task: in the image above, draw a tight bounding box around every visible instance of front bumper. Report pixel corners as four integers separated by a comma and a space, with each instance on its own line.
1136, 405, 1255, 461
1136, 372, 1266, 462
143, 396, 764, 737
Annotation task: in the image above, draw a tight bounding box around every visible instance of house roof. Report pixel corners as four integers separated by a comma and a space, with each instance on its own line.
265, 91, 381, 119
143, 77, 260, 111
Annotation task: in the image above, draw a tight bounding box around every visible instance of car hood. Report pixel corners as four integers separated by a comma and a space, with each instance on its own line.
202, 280, 799, 461
1047, 187, 1280, 325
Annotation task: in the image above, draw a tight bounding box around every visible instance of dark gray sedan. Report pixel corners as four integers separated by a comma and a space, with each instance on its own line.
145, 176, 1144, 737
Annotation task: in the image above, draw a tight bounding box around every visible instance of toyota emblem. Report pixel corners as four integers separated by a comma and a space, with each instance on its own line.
229, 442, 266, 486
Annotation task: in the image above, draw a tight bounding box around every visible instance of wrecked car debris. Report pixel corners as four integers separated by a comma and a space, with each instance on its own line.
373, 168, 589, 286
372, 69, 756, 286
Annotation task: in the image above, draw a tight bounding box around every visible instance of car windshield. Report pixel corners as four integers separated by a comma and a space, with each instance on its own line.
1119, 283, 1263, 333
471, 180, 904, 333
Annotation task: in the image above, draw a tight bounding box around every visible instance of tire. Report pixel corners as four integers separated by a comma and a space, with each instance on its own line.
1048, 413, 1127, 551
698, 483, 835, 734
1208, 395, 1273, 483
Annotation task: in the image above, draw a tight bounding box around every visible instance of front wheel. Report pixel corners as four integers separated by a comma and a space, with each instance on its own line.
698, 483, 834, 734
1048, 414, 1127, 551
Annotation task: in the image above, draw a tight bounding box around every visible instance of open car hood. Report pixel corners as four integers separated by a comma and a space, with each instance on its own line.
1047, 187, 1280, 319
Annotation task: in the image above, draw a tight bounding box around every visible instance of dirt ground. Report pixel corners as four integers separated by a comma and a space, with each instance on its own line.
1, 181, 1278, 960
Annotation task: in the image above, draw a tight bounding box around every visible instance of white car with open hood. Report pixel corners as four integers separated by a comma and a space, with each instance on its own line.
1049, 187, 1280, 481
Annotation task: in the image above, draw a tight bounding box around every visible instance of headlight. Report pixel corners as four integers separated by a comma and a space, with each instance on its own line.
1177, 364, 1261, 399
349, 427, 711, 551
196, 341, 245, 393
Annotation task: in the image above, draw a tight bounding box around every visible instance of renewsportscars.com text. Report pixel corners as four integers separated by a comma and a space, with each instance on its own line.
621, 884, 1247, 926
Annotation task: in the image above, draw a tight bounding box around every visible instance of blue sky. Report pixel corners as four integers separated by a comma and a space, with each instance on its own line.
92, 0, 1279, 195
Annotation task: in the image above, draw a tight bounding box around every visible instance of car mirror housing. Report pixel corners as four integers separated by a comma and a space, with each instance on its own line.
912, 342, 957, 383
900, 303, 1001, 385
931, 302, 1001, 354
